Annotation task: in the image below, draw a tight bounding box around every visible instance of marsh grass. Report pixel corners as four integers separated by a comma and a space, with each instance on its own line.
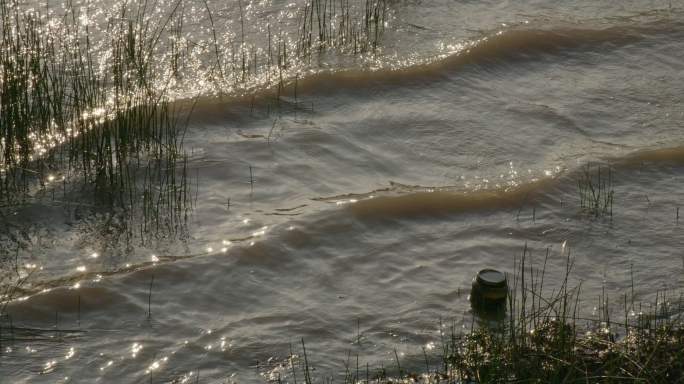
578, 163, 614, 218
297, 0, 388, 58
0, 0, 197, 326
280, 246, 683, 384
0, 0, 394, 259
0, 0, 397, 365
0, 0, 208, 262
0, 0, 393, 332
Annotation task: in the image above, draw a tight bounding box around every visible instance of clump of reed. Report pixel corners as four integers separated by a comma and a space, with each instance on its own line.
433, 247, 683, 383
203, 0, 391, 117
0, 0, 191, 241
0, 0, 395, 303
577, 163, 614, 217
281, 246, 683, 384
296, 0, 388, 58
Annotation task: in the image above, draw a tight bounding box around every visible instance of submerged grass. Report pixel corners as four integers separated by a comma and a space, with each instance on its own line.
0, 0, 191, 232
0, 0, 394, 312
0, 0, 393, 210
297, 0, 388, 57
0, 0, 198, 315
279, 246, 683, 384
0, 0, 395, 259
578, 163, 614, 218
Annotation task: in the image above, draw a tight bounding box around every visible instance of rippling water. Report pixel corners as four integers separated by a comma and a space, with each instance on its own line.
2, 0, 684, 382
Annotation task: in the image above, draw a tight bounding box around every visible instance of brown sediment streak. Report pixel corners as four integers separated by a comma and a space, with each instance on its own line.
0, 254, 194, 301
617, 146, 684, 165
9, 146, 684, 297
0, 229, 271, 301
185, 21, 680, 112
338, 145, 684, 220
299, 22, 684, 90
269, 27, 640, 94
295, 26, 644, 89
346, 179, 554, 219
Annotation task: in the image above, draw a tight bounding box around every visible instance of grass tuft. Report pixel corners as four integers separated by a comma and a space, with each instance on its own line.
578, 163, 614, 218
281, 245, 683, 383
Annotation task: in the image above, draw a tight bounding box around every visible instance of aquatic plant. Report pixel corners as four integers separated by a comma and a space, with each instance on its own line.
0, 0, 394, 230
297, 0, 388, 58
578, 163, 614, 218
280, 246, 683, 383
0, 0, 396, 335
0, 0, 194, 237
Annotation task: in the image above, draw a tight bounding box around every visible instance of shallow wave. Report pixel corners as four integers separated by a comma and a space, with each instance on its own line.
6, 14, 684, 300
317, 146, 684, 220
184, 17, 684, 109
4, 145, 684, 297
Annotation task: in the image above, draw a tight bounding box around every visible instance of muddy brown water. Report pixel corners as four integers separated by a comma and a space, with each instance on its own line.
2, 1, 684, 382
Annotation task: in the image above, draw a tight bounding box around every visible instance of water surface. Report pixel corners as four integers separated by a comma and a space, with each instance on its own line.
2, 1, 684, 382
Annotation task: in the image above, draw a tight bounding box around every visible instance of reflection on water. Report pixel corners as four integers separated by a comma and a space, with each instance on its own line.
2, 0, 684, 382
